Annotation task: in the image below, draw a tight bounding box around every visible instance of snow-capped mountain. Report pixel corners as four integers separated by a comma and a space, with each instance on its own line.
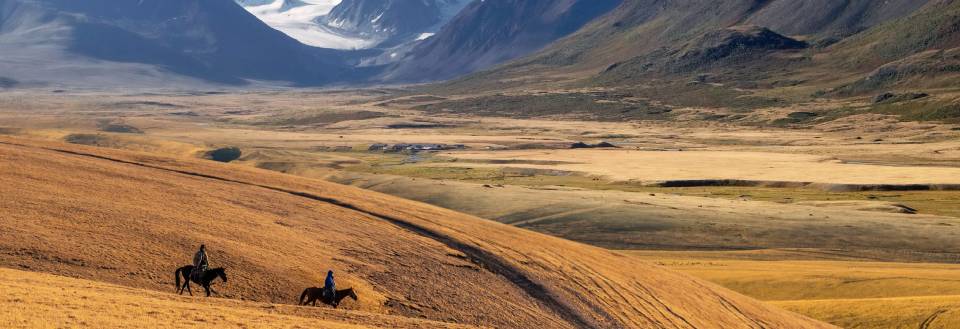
236, 0, 469, 50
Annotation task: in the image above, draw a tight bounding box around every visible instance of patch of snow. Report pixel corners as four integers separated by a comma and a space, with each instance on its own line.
237, 0, 470, 52
239, 0, 378, 49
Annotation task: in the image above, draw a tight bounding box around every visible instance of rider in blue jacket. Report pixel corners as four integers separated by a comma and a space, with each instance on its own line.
192, 244, 208, 280
324, 270, 336, 304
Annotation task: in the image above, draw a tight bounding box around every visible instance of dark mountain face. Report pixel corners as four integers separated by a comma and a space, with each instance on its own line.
747, 0, 931, 38
0, 0, 358, 87
322, 0, 468, 48
382, 0, 623, 82
437, 0, 939, 92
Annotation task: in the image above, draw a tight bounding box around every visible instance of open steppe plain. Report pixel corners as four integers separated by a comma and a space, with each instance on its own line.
1, 89, 960, 327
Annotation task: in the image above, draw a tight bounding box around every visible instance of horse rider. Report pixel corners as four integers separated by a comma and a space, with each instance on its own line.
324, 270, 336, 305
192, 244, 209, 281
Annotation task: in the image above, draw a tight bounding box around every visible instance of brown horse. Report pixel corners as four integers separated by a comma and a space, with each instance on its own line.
299, 287, 357, 308
175, 265, 227, 297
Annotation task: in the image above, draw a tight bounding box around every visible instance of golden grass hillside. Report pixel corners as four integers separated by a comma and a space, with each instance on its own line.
0, 136, 831, 328
0, 267, 476, 329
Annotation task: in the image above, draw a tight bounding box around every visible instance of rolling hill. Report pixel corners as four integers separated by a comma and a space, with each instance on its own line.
0, 136, 832, 328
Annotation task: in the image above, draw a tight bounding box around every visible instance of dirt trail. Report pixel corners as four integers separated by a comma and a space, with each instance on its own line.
920, 309, 947, 329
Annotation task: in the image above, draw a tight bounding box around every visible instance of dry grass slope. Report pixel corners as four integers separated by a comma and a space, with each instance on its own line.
775, 296, 960, 329
0, 136, 830, 328
0, 267, 476, 329
628, 251, 960, 328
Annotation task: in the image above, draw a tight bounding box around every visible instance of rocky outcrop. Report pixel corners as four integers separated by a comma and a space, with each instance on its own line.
672, 25, 807, 71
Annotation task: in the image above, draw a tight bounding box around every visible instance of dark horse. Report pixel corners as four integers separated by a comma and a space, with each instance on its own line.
175, 265, 227, 297
299, 287, 357, 308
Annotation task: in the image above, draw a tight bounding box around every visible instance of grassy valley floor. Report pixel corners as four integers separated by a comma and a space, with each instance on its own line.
628, 250, 960, 328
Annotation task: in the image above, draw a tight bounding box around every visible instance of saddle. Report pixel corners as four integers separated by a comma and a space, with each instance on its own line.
191, 266, 206, 281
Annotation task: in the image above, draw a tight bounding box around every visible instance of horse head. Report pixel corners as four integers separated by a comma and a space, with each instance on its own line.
346, 288, 358, 301
214, 268, 227, 283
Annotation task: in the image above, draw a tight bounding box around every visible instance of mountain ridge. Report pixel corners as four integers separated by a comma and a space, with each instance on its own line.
432, 0, 949, 103
0, 0, 362, 87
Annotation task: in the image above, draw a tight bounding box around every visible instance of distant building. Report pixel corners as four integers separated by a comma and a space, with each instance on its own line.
385, 143, 467, 152
368, 143, 389, 151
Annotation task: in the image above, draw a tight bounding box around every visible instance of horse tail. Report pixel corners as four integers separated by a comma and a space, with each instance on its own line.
299, 288, 310, 305
175, 267, 182, 291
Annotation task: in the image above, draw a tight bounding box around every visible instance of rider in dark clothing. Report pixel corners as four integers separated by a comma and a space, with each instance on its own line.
192, 244, 208, 280
324, 270, 335, 304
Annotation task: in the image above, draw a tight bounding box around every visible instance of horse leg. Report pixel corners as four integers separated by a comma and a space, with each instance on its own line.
184, 280, 193, 296
178, 274, 187, 294
204, 284, 211, 297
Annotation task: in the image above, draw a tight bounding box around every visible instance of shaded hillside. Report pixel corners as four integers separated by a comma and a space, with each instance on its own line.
746, 0, 930, 40
0, 0, 360, 87
830, 0, 960, 70
0, 136, 831, 328
382, 0, 622, 82
434, 0, 945, 110
838, 48, 960, 95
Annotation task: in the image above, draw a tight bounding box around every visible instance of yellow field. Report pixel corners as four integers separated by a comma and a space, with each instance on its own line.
436, 149, 960, 185
628, 250, 960, 328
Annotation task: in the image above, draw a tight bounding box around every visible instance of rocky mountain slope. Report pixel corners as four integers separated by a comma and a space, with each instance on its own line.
437, 0, 943, 93
381, 0, 622, 82
322, 0, 469, 48
0, 0, 358, 87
